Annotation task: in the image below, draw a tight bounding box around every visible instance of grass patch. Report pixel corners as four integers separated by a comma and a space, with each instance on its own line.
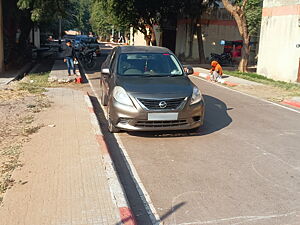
17, 72, 60, 94
224, 70, 300, 96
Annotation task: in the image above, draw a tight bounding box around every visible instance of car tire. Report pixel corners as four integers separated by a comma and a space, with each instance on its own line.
108, 116, 120, 133
85, 60, 96, 70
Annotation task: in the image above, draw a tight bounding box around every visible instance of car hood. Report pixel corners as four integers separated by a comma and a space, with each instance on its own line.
116, 75, 193, 99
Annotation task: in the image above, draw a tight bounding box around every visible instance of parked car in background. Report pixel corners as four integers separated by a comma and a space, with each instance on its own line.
100, 46, 205, 133
63, 34, 76, 41
74, 35, 88, 51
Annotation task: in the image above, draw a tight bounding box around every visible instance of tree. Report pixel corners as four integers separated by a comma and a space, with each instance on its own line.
180, 0, 219, 63
77, 0, 92, 34
109, 0, 162, 45
221, 0, 262, 72
17, 0, 70, 22
90, 0, 128, 39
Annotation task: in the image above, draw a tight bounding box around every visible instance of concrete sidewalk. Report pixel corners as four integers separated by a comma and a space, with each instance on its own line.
192, 66, 261, 86
0, 88, 126, 225
192, 66, 300, 109
0, 63, 33, 87
48, 60, 80, 83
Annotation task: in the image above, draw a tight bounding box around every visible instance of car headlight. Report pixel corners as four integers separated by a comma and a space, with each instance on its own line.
113, 86, 133, 106
190, 86, 202, 105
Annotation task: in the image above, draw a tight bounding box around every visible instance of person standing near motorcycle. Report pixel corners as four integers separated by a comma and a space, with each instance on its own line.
63, 40, 77, 76
210, 61, 223, 82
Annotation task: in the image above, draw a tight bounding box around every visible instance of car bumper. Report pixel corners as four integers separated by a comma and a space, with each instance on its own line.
109, 98, 205, 131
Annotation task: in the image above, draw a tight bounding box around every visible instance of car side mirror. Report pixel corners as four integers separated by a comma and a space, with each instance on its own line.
101, 68, 110, 75
183, 65, 194, 75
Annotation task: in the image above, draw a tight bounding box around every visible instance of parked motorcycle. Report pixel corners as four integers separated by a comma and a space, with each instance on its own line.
210, 53, 233, 66
78, 46, 97, 69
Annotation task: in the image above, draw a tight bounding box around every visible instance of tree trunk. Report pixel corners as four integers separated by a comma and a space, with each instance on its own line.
239, 35, 250, 72
222, 0, 250, 72
145, 34, 151, 46
188, 18, 196, 59
196, 18, 206, 64
149, 25, 157, 46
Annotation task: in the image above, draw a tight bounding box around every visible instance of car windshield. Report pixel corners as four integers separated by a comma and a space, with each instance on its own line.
117, 53, 183, 76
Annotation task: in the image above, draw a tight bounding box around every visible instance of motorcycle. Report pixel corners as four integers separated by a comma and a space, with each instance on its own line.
78, 45, 97, 69
210, 52, 233, 66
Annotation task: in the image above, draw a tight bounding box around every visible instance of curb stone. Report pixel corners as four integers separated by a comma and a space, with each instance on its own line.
79, 61, 162, 225
84, 93, 137, 225
193, 72, 238, 87
282, 100, 300, 109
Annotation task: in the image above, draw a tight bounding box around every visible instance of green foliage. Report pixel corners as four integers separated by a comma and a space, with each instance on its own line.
90, 0, 130, 36
180, 0, 219, 18
226, 0, 263, 36
224, 70, 300, 94
17, 0, 70, 22
245, 0, 263, 36
90, 1, 113, 36
77, 0, 92, 34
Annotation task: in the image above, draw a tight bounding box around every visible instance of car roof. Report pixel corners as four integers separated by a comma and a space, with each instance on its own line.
117, 46, 172, 54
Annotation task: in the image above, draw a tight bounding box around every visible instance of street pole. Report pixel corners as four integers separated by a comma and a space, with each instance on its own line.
0, 0, 4, 72
58, 17, 62, 44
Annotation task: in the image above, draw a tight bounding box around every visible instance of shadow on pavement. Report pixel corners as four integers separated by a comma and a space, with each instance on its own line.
115, 202, 186, 225
89, 95, 154, 225
128, 94, 232, 138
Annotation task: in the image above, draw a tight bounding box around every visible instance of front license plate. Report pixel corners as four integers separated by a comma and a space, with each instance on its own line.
148, 113, 178, 121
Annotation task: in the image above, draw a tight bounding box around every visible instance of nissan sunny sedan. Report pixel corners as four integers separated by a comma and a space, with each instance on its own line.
100, 46, 205, 133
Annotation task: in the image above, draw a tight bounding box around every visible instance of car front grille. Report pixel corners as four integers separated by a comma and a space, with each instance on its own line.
137, 98, 185, 110
135, 120, 188, 128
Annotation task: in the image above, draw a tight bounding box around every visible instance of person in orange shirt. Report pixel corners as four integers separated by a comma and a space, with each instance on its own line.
210, 61, 223, 82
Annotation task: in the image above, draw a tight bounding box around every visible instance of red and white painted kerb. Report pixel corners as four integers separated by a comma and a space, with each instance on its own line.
282, 100, 300, 109
193, 72, 238, 87
84, 93, 137, 225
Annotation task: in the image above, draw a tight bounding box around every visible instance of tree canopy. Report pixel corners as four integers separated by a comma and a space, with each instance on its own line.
17, 0, 70, 22
221, 0, 262, 72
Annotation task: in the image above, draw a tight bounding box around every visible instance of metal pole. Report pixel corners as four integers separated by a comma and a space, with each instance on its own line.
59, 17, 62, 44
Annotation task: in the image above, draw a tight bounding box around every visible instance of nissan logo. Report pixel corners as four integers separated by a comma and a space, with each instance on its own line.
159, 101, 167, 109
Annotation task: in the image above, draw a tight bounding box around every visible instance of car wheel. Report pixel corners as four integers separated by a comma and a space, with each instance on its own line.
108, 115, 120, 133
100, 82, 108, 106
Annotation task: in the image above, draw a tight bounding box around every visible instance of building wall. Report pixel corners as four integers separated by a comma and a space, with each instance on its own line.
175, 19, 241, 61
130, 25, 161, 46
175, 9, 242, 62
257, 0, 300, 82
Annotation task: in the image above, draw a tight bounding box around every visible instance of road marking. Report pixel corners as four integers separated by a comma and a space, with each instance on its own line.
114, 134, 162, 225
191, 76, 300, 114
175, 211, 298, 225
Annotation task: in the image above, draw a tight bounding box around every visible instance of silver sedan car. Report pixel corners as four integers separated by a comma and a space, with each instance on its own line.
100, 46, 205, 133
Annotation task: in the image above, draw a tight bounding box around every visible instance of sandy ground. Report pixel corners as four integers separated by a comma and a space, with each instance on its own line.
0, 84, 51, 202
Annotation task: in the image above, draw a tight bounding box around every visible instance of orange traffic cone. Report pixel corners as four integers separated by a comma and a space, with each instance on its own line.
75, 77, 82, 84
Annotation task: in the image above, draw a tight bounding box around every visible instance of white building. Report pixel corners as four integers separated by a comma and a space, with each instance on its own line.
257, 0, 300, 82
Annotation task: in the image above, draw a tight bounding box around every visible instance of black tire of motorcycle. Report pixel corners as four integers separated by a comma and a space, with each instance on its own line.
85, 60, 96, 70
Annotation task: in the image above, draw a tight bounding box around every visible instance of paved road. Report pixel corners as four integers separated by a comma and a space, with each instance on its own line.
87, 47, 300, 225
